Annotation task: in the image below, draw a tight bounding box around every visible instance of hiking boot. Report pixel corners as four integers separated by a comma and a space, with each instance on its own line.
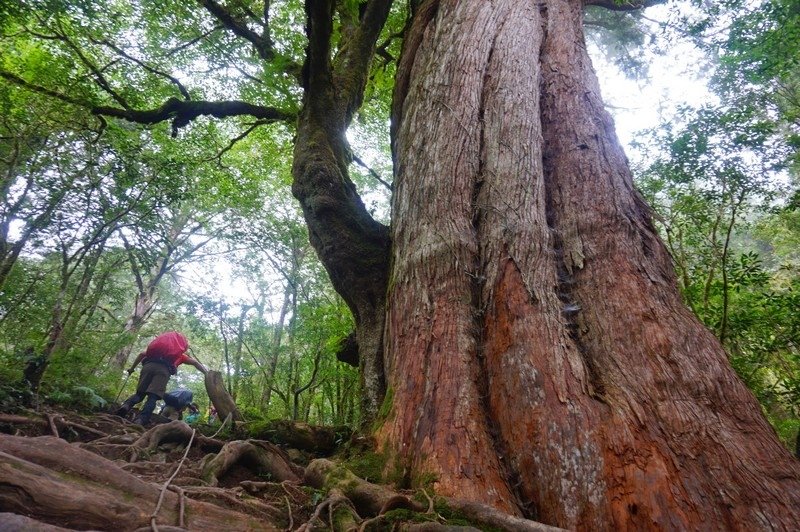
133, 415, 152, 427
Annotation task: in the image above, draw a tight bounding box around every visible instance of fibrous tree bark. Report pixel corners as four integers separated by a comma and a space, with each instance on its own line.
376, 0, 800, 529
206, 370, 245, 424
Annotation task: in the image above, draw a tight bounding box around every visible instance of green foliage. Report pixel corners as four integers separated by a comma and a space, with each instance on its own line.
584, 6, 655, 79
0, 382, 32, 410
44, 385, 106, 410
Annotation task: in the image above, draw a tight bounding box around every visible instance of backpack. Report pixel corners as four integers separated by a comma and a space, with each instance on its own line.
163, 389, 194, 409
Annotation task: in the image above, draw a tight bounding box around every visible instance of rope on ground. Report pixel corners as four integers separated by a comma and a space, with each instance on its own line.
150, 428, 196, 531
210, 412, 232, 438
283, 496, 293, 532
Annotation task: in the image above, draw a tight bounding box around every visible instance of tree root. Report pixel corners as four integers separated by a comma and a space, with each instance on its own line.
0, 512, 74, 531
296, 488, 361, 532
0, 413, 108, 440
180, 486, 283, 518
200, 439, 303, 486
251, 419, 352, 455
129, 420, 224, 462
438, 499, 564, 532
240, 480, 307, 503
1, 411, 564, 532
305, 458, 425, 518
304, 459, 565, 532
0, 434, 274, 530
95, 432, 143, 444
150, 428, 195, 531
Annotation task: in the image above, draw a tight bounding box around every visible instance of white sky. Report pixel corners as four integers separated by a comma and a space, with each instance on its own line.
590, 7, 715, 163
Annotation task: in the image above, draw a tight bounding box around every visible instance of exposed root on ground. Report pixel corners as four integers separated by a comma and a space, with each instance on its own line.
200, 439, 303, 486
130, 420, 225, 462
305, 458, 426, 517
0, 407, 562, 531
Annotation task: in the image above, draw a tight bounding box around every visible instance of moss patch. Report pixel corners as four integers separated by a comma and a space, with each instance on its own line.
371, 386, 394, 432
342, 450, 388, 483
434, 499, 504, 532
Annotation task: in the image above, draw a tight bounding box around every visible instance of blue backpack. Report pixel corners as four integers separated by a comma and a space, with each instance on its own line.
163, 389, 193, 409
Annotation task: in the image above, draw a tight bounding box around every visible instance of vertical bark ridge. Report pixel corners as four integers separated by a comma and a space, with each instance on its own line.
474, 2, 612, 526
471, 10, 530, 517
382, 0, 522, 514
538, 0, 800, 529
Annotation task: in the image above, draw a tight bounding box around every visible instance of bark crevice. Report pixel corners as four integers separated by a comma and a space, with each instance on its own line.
471, 22, 529, 518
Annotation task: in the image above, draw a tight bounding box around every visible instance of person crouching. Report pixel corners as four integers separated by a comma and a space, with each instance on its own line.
116, 331, 207, 425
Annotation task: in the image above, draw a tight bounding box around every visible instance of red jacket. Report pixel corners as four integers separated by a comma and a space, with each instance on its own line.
144, 331, 190, 368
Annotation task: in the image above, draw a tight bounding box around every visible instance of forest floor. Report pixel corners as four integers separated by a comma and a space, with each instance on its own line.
0, 405, 560, 531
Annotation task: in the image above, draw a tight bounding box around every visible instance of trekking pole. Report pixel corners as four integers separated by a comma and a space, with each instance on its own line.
114, 370, 132, 404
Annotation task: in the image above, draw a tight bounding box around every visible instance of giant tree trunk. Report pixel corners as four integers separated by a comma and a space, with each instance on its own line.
378, 0, 800, 529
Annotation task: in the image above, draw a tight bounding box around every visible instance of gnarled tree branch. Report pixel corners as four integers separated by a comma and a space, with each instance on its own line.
198, 0, 273, 60
93, 98, 295, 135
332, 0, 394, 117
584, 0, 666, 11
292, 0, 394, 424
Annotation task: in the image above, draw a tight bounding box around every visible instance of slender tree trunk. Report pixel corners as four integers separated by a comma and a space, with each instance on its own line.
378, 0, 800, 529
24, 243, 105, 392
110, 289, 155, 369
261, 281, 293, 410
231, 306, 250, 400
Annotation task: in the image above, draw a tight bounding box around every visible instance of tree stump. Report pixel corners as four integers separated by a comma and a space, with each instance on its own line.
205, 370, 243, 424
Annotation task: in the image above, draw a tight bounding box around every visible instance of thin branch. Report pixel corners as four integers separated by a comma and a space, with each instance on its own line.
164, 25, 222, 56
0, 71, 85, 107
120, 233, 146, 295
352, 154, 391, 191
49, 21, 129, 108
91, 38, 191, 100
375, 29, 404, 65
208, 120, 270, 162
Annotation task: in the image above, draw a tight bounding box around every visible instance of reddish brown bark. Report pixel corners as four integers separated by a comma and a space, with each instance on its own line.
378, 0, 800, 529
